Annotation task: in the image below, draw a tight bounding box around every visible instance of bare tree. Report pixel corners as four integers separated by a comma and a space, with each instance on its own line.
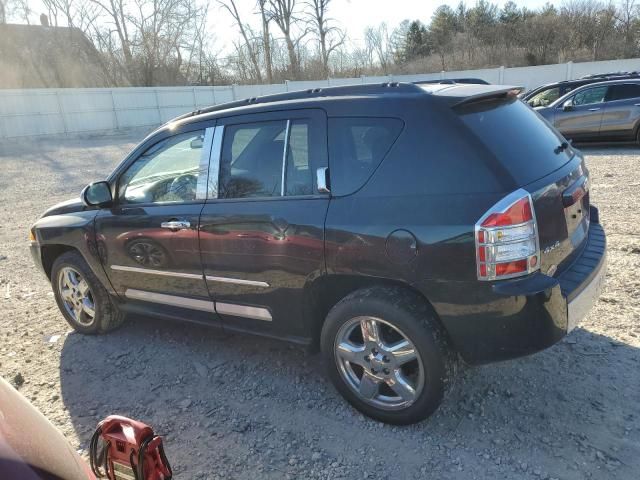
257, 0, 273, 83
365, 23, 392, 73
305, 0, 344, 77
217, 0, 263, 83
616, 0, 638, 56
268, 0, 304, 78
90, 0, 134, 76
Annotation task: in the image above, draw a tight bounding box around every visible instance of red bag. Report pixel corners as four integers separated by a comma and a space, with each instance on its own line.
89, 415, 172, 480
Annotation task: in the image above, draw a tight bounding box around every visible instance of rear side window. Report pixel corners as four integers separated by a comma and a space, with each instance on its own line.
219, 119, 316, 198
606, 83, 640, 101
328, 117, 403, 196
220, 120, 287, 198
457, 97, 572, 185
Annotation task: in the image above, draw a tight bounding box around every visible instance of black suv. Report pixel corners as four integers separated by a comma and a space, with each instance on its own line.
522, 71, 640, 107
30, 83, 607, 424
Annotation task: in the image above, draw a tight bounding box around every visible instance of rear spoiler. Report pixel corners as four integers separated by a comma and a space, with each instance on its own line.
422, 84, 525, 107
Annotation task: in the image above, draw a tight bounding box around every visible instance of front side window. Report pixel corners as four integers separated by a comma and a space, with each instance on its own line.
219, 119, 313, 199
120, 130, 205, 204
571, 86, 608, 106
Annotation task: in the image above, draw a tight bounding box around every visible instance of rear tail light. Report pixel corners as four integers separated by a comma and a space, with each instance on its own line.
475, 189, 540, 281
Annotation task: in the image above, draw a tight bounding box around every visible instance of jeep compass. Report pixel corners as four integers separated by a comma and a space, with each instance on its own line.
30, 82, 607, 424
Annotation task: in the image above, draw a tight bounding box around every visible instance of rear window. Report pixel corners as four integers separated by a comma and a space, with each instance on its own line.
457, 97, 572, 185
328, 117, 403, 195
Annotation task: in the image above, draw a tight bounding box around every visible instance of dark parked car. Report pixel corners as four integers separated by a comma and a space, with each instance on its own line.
536, 79, 640, 143
30, 82, 607, 424
522, 71, 640, 107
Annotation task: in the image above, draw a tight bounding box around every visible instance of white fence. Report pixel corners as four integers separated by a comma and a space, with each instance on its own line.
1, 57, 640, 139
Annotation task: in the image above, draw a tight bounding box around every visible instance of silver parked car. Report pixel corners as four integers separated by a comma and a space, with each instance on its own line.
536, 79, 640, 143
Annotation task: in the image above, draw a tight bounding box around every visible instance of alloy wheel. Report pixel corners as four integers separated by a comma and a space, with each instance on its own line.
58, 267, 96, 326
334, 316, 424, 411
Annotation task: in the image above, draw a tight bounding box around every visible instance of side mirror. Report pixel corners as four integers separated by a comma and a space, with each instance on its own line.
81, 181, 112, 207
190, 137, 204, 149
562, 100, 574, 112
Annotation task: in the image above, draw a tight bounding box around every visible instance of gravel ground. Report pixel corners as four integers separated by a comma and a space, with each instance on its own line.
0, 131, 639, 480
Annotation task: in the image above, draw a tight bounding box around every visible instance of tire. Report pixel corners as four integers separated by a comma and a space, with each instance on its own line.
320, 287, 456, 425
51, 251, 125, 334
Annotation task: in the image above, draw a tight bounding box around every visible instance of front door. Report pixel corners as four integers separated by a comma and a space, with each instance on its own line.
96, 123, 218, 322
555, 85, 608, 140
199, 109, 329, 339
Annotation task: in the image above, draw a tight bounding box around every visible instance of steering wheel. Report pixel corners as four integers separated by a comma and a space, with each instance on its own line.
167, 174, 198, 201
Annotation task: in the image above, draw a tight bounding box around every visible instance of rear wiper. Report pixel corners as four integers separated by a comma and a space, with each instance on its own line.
554, 141, 571, 154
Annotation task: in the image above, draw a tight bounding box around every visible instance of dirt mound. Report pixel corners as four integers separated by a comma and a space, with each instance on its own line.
0, 24, 112, 88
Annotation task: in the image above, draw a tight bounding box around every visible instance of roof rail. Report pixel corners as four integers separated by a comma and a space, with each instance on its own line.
169, 82, 423, 123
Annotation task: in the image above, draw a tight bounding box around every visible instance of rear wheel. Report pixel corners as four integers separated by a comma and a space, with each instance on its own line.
51, 251, 125, 334
321, 287, 455, 425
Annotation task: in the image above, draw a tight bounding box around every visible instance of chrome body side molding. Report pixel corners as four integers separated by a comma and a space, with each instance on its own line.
216, 302, 272, 321
205, 275, 269, 288
125, 289, 215, 313
111, 265, 203, 280
124, 288, 273, 321
111, 265, 270, 288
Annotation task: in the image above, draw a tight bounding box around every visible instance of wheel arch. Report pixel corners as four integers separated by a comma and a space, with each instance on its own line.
633, 117, 640, 141
41, 244, 79, 280
303, 274, 451, 352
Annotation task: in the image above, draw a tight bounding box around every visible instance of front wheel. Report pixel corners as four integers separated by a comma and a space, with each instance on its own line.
321, 287, 455, 425
51, 251, 125, 334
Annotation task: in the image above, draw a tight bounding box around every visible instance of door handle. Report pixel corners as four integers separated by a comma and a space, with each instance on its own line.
634, 103, 640, 106
160, 220, 191, 230
587, 108, 600, 111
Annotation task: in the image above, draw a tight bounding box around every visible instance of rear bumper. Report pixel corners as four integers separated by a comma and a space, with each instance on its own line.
424, 214, 606, 365
561, 221, 607, 332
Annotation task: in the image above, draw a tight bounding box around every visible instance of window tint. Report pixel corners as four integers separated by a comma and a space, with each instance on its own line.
219, 119, 314, 199
220, 120, 287, 198
458, 97, 571, 185
528, 87, 560, 107
607, 83, 640, 101
120, 130, 205, 204
328, 117, 403, 196
572, 86, 608, 106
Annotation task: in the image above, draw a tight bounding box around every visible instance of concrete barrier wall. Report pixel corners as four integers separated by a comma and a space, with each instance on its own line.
2, 57, 639, 139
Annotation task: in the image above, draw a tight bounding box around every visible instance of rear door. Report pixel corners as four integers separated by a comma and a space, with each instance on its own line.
600, 83, 640, 140
199, 109, 329, 338
96, 122, 217, 321
554, 85, 609, 140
